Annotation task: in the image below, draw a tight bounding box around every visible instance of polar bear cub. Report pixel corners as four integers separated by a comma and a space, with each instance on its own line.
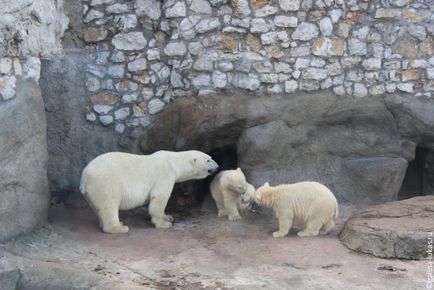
210, 168, 255, 221
247, 181, 338, 238
80, 150, 219, 233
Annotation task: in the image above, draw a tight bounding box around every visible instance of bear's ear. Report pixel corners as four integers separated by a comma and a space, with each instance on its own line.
236, 167, 241, 172
263, 182, 270, 187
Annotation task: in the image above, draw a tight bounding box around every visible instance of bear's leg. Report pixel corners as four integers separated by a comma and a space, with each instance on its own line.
149, 183, 174, 228
98, 207, 129, 234
319, 219, 335, 235
297, 220, 322, 237
273, 212, 293, 238
224, 197, 241, 221
214, 199, 228, 217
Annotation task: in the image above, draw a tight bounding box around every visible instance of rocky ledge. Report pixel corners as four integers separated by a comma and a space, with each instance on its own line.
340, 196, 434, 260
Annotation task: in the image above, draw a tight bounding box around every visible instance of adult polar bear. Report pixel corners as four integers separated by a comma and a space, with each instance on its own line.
80, 150, 219, 233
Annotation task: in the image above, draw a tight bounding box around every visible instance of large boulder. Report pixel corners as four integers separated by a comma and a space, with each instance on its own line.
140, 90, 434, 205
0, 79, 49, 241
40, 51, 132, 202
340, 196, 434, 260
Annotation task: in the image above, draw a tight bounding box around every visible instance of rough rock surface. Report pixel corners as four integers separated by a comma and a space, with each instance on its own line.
40, 50, 138, 202
0, 79, 49, 241
340, 196, 434, 260
141, 90, 434, 205
0, 0, 67, 57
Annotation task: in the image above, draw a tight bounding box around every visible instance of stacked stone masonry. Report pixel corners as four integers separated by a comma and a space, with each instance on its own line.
80, 0, 434, 133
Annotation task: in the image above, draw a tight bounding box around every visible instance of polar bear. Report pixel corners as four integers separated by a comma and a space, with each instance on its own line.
209, 168, 255, 221
245, 181, 338, 238
80, 150, 219, 233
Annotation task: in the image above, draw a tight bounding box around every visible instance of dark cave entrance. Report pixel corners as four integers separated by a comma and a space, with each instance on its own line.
398, 146, 434, 200
169, 144, 239, 209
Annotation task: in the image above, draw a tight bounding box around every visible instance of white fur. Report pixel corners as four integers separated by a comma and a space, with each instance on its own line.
209, 168, 255, 221
80, 150, 219, 233
245, 181, 338, 238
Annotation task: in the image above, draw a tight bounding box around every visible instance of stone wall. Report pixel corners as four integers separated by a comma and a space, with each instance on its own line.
0, 0, 67, 241
78, 0, 434, 134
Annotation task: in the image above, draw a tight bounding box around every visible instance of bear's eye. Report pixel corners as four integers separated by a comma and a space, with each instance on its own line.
207, 160, 210, 163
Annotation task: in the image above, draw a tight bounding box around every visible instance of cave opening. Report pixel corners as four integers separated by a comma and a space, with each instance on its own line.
398, 146, 434, 200
169, 143, 239, 209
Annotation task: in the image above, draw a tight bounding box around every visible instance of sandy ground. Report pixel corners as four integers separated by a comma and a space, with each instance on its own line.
0, 196, 428, 289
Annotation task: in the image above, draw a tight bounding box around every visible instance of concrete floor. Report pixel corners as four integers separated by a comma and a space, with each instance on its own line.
0, 196, 428, 289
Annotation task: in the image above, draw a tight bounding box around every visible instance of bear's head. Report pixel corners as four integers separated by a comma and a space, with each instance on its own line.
225, 168, 249, 194
189, 151, 219, 179
243, 182, 269, 204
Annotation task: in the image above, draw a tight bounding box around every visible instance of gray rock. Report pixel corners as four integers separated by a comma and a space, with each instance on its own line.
40, 52, 127, 205
114, 14, 138, 31
319, 17, 333, 36
85, 75, 100, 92
195, 18, 220, 33
87, 64, 107, 78
362, 58, 381, 70
397, 82, 414, 93
86, 112, 97, 122
106, 3, 130, 14
0, 58, 12, 74
348, 38, 367, 55
279, 0, 300, 11
0, 269, 21, 290
146, 49, 160, 61
108, 64, 125, 78
22, 57, 42, 82
148, 98, 165, 114
122, 93, 138, 103
260, 73, 279, 83
340, 196, 434, 260
84, 9, 104, 23
275, 62, 292, 73
191, 74, 211, 87
164, 42, 187, 56
170, 70, 184, 88
141, 90, 434, 209
292, 22, 319, 41
285, 80, 298, 92
90, 0, 114, 5
165, 2, 187, 18
112, 32, 147, 50
93, 104, 113, 114
274, 16, 298, 28
232, 73, 261, 90
1, 1, 66, 56
254, 5, 278, 17
193, 56, 214, 72
212, 70, 227, 88
100, 115, 114, 125
190, 0, 212, 14
219, 61, 233, 72
250, 18, 270, 33
0, 75, 16, 100
353, 83, 368, 98
302, 68, 328, 80
128, 58, 147, 72
427, 68, 434, 80
408, 25, 427, 41
114, 107, 131, 120
135, 0, 161, 20
0, 79, 49, 241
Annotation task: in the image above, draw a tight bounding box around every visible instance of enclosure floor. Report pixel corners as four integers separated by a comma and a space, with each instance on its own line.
0, 197, 428, 289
